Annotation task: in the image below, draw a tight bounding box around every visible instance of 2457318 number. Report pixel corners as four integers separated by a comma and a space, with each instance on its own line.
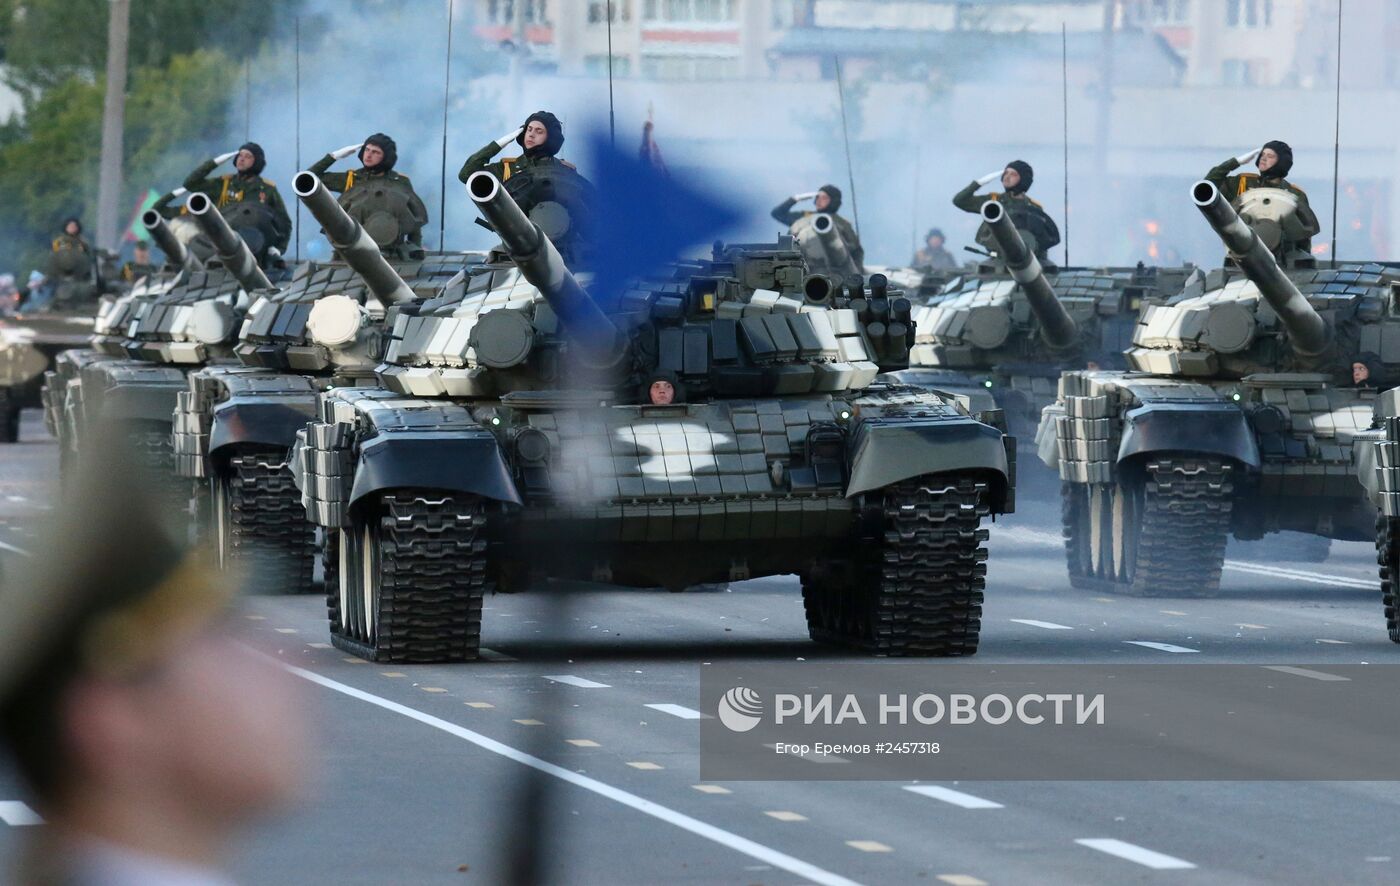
875, 742, 940, 755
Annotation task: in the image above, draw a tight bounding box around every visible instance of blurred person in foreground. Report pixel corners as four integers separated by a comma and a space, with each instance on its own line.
0, 434, 308, 885
953, 161, 1060, 264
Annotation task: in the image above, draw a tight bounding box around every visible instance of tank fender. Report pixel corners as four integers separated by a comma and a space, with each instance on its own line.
1117, 401, 1260, 470
208, 395, 319, 459
348, 428, 523, 507
846, 415, 1011, 509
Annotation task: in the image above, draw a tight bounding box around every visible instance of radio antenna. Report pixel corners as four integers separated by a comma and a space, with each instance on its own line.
1062, 23, 1071, 266
294, 16, 301, 262
1329, 0, 1343, 264
439, 0, 456, 250
834, 56, 861, 236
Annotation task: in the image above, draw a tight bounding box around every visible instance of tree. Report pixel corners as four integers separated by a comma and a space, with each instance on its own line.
0, 49, 240, 273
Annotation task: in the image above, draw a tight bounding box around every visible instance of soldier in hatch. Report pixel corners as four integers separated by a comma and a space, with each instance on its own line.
46, 218, 98, 308
953, 161, 1060, 264
1205, 140, 1320, 257
771, 184, 865, 274
180, 141, 292, 262
309, 132, 429, 248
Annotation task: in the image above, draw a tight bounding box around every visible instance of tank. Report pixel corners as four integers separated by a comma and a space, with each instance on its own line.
1039, 179, 1392, 597
172, 170, 480, 592
42, 205, 262, 507
286, 171, 1015, 663
0, 307, 94, 442
889, 200, 1195, 438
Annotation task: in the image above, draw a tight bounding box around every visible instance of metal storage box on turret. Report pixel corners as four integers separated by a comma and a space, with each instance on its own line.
289, 171, 1016, 663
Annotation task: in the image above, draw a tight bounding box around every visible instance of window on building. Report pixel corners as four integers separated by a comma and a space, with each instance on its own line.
640, 55, 740, 79
588, 1, 631, 23
1146, 0, 1190, 24
487, 0, 550, 24
1227, 0, 1272, 28
585, 54, 632, 76
643, 0, 736, 22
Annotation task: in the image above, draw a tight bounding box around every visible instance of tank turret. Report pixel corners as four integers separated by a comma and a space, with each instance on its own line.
140, 209, 200, 273
293, 171, 415, 307
1192, 180, 1330, 356
185, 192, 273, 292
466, 170, 620, 365
979, 200, 1077, 349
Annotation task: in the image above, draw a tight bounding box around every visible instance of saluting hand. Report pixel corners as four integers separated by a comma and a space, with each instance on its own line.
975, 170, 1002, 187
212, 151, 239, 165
330, 143, 364, 160
1234, 147, 1262, 166
496, 127, 525, 149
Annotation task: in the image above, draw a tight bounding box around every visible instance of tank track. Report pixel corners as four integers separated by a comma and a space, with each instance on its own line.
323, 529, 341, 631
1375, 513, 1400, 644
124, 423, 190, 513
218, 449, 317, 594
1064, 456, 1234, 597
803, 475, 989, 656
331, 493, 489, 663
0, 388, 19, 443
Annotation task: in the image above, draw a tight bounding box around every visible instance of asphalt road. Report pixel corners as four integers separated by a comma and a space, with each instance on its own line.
2, 409, 1398, 885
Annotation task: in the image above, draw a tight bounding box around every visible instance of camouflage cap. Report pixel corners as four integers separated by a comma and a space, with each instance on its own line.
0, 426, 235, 709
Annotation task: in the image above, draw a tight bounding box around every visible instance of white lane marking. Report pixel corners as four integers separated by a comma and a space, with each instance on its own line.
1263, 665, 1350, 682
479, 648, 518, 662
0, 540, 32, 557
5, 495, 27, 502
1075, 838, 1195, 870
1316, 639, 1351, 645
543, 675, 611, 689
1009, 618, 1074, 631
1125, 641, 1199, 654
274, 661, 864, 886
0, 801, 42, 826
903, 785, 1003, 809
1224, 562, 1376, 590
646, 703, 708, 719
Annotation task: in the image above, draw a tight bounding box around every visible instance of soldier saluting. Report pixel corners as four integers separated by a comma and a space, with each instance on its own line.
953, 160, 1060, 263
181, 141, 292, 261
309, 133, 429, 247
770, 184, 865, 274
1205, 140, 1320, 258
459, 111, 596, 261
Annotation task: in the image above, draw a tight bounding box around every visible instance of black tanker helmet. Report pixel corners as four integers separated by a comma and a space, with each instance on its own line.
1259, 140, 1293, 179
237, 142, 266, 176
359, 133, 398, 172
517, 111, 565, 158
818, 184, 843, 213
1005, 160, 1034, 194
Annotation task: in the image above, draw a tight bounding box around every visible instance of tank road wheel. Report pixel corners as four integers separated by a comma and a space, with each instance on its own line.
0, 388, 21, 443
1376, 514, 1400, 644
1060, 456, 1234, 597
803, 475, 990, 656
210, 448, 316, 594
330, 492, 490, 663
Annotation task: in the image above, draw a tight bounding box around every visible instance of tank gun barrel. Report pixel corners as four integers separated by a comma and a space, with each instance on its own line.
140, 209, 199, 272
980, 200, 1077, 348
466, 171, 619, 364
292, 172, 415, 307
1193, 180, 1330, 356
185, 192, 273, 292
811, 213, 855, 275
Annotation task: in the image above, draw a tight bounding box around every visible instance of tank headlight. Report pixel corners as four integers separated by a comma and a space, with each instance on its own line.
983, 379, 995, 388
